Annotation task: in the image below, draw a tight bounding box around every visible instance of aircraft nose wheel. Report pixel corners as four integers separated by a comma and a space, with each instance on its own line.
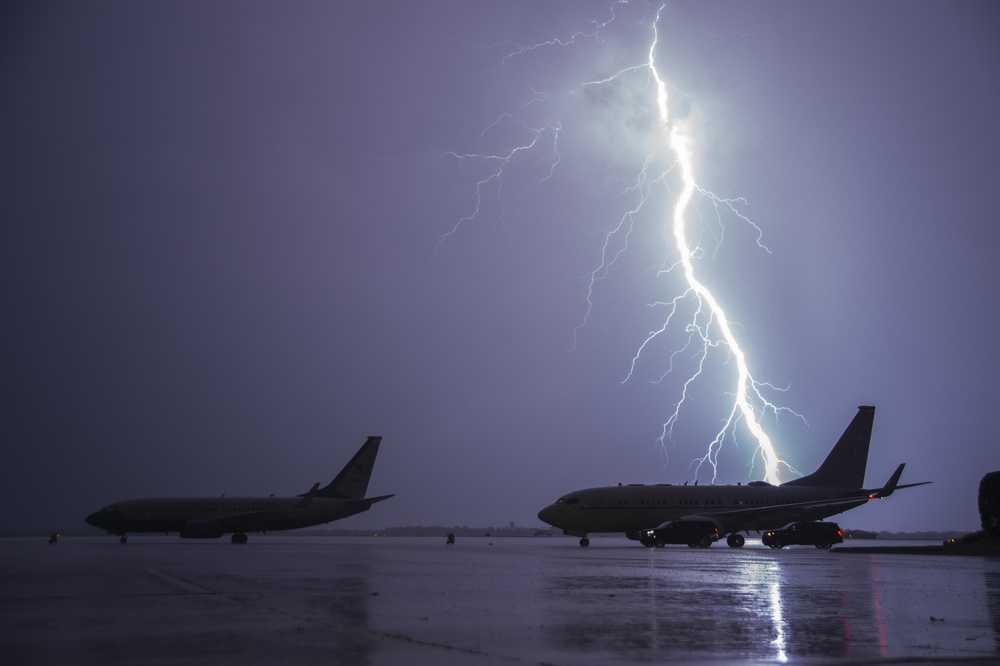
579, 537, 590, 547
727, 534, 745, 548
231, 533, 248, 544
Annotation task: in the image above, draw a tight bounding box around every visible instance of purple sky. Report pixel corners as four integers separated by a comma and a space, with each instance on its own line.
3, 1, 998, 534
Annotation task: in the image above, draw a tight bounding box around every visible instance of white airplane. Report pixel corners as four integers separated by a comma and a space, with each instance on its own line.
86, 436, 393, 543
538, 406, 930, 546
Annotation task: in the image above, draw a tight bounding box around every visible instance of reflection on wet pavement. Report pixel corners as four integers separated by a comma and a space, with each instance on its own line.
542, 546, 998, 662
2, 536, 997, 664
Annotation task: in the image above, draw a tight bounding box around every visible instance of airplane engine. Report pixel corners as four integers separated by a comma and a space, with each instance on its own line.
180, 520, 224, 538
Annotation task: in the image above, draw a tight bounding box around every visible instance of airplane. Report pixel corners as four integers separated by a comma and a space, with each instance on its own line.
85, 436, 393, 543
537, 406, 931, 547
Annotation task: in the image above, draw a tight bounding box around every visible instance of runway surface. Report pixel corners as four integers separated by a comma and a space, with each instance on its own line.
2, 535, 998, 665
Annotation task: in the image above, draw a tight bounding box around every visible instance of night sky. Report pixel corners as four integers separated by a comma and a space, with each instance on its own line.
3, 1, 998, 534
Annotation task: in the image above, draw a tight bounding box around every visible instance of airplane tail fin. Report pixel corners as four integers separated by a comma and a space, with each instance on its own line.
783, 406, 875, 489
313, 436, 383, 499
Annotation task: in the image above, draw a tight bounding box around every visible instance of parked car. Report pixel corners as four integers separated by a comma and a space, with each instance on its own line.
639, 519, 720, 548
762, 521, 843, 549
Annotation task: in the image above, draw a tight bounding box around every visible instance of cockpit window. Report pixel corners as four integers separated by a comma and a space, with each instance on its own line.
555, 497, 578, 505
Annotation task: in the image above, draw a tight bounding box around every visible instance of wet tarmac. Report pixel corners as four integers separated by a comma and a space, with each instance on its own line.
2, 535, 998, 665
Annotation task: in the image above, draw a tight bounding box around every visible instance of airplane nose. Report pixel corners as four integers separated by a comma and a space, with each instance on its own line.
86, 508, 121, 531
85, 510, 107, 529
537, 504, 561, 528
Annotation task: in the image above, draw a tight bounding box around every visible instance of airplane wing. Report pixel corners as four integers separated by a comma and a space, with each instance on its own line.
208, 489, 396, 534
693, 493, 872, 533
207, 483, 322, 533
694, 464, 931, 533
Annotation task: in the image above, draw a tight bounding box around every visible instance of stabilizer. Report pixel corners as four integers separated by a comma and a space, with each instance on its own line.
869, 463, 932, 499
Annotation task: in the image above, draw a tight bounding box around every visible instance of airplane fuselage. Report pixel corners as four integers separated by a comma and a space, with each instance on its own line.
87, 496, 373, 536
537, 482, 868, 537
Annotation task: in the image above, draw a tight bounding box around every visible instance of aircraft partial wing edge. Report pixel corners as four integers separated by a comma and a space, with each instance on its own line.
297, 483, 321, 507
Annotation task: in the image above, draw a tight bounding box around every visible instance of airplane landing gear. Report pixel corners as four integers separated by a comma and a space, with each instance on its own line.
579, 537, 590, 547
231, 533, 248, 544
119, 535, 128, 544
727, 533, 745, 548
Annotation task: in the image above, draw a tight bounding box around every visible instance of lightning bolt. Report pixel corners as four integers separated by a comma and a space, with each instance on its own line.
437, 2, 799, 484
627, 5, 797, 485
436, 95, 561, 251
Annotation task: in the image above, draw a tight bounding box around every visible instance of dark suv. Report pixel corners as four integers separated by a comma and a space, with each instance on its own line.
762, 521, 843, 549
639, 519, 720, 548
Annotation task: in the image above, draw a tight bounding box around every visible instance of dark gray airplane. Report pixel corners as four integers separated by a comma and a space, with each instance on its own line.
538, 406, 930, 546
86, 436, 392, 543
